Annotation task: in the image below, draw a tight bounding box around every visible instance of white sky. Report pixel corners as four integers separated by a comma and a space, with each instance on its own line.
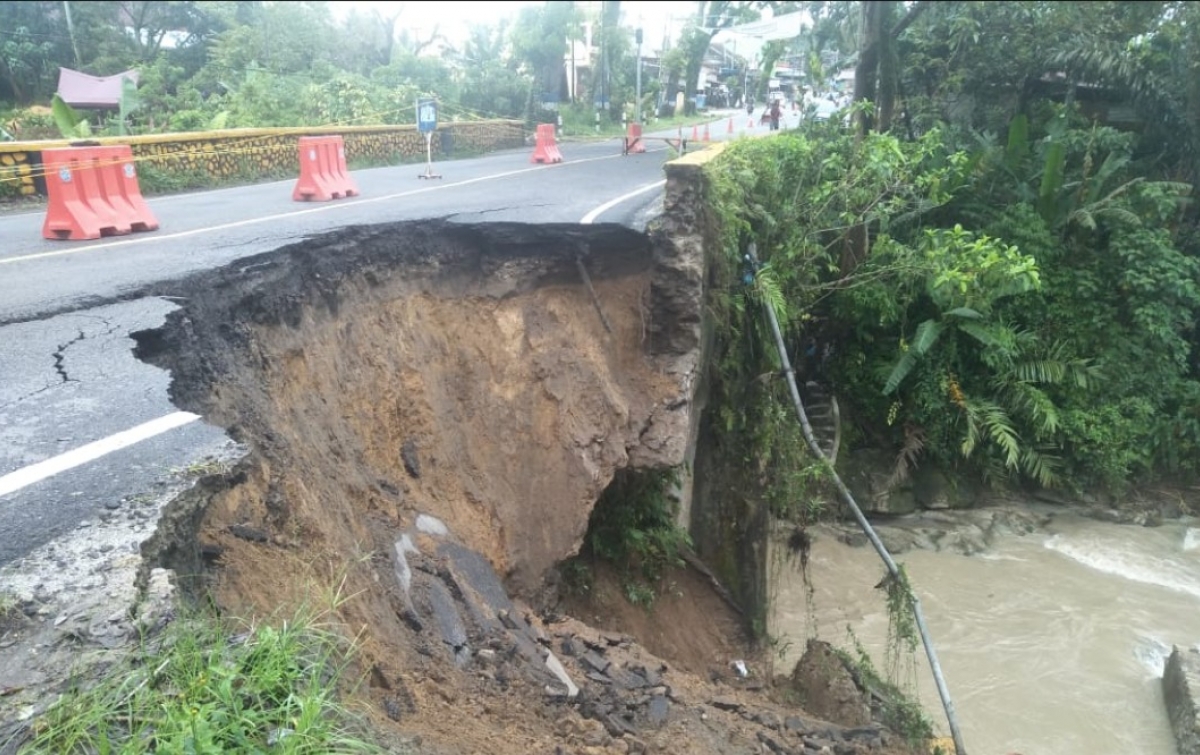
337, 1, 703, 53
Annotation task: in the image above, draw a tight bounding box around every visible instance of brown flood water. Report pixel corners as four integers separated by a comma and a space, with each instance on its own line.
769, 513, 1200, 755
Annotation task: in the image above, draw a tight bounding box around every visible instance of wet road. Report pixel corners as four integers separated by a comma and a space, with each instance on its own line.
0, 110, 796, 566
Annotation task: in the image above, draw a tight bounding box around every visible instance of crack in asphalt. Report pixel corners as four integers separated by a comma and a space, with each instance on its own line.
49, 315, 119, 384
443, 205, 551, 221
0, 383, 56, 411
52, 330, 86, 383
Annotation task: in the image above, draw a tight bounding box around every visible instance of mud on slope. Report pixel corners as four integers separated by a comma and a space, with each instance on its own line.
134, 219, 697, 599
123, 219, 920, 755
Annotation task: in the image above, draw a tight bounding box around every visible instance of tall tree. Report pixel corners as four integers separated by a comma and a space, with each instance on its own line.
852, 0, 933, 134
0, 1, 70, 103
510, 1, 581, 102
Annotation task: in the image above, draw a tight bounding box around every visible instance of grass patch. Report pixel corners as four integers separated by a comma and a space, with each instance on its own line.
834, 633, 934, 748
171, 457, 233, 480
17, 606, 382, 754
0, 590, 20, 628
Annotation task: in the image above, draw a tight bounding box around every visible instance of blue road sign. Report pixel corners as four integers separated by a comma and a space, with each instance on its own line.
417, 98, 437, 133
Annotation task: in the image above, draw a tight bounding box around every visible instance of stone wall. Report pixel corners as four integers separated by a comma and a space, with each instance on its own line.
0, 121, 525, 198
652, 143, 771, 630
1164, 645, 1200, 755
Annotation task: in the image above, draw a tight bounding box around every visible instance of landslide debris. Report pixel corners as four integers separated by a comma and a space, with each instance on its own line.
103, 218, 923, 755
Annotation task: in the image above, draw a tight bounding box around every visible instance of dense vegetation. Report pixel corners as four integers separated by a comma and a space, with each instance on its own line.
0, 0, 767, 141
708, 0, 1200, 502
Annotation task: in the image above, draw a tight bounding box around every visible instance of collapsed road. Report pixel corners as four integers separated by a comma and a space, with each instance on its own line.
0, 137, 676, 568
0, 132, 925, 754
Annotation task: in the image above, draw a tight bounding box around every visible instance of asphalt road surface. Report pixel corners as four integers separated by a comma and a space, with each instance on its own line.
0, 110, 798, 567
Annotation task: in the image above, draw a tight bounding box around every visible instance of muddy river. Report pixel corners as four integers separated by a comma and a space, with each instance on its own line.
770, 512, 1200, 755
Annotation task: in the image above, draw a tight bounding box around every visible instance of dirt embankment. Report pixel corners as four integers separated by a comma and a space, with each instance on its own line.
117, 218, 924, 754
133, 220, 695, 599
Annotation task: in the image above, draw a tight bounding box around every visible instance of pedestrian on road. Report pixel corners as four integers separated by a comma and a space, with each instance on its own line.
769, 99, 782, 131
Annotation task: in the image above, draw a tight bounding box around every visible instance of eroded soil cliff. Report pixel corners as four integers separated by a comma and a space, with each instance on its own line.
125, 218, 922, 754
3, 217, 922, 755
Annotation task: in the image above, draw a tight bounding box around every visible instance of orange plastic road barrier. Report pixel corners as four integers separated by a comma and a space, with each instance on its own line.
100, 145, 157, 233
530, 124, 564, 164
623, 123, 646, 155
42, 145, 158, 241
292, 135, 359, 202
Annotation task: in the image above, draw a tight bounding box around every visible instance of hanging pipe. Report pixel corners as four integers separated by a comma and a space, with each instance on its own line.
744, 242, 967, 755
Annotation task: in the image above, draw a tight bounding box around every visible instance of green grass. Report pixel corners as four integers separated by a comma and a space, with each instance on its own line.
833, 635, 934, 747
18, 607, 382, 755
170, 457, 233, 480
0, 590, 18, 623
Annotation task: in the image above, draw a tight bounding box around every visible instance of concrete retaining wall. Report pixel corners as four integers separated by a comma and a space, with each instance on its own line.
652, 143, 771, 629
0, 120, 525, 198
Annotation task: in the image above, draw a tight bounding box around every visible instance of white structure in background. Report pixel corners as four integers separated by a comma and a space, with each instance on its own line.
712, 11, 813, 103
565, 22, 595, 103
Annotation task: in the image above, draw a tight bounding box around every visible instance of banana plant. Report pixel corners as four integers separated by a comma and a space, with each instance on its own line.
50, 93, 91, 139
879, 225, 1094, 485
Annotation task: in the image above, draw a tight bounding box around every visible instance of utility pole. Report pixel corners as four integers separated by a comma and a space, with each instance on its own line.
568, 1, 576, 103
62, 0, 81, 68
598, 0, 607, 112
635, 27, 643, 124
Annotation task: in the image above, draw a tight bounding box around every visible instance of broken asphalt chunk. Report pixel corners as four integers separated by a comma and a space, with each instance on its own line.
582, 650, 611, 675
544, 650, 579, 699
227, 524, 268, 542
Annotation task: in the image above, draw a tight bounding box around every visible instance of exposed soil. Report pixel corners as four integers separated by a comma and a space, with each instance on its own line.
557, 559, 751, 678
3, 219, 926, 755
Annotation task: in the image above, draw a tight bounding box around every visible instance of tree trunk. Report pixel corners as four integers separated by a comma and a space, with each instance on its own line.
853, 0, 884, 135
1184, 3, 1200, 186
877, 1, 898, 132
0, 56, 26, 104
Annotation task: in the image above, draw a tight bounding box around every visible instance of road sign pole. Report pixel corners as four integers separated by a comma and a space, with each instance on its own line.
421, 132, 441, 180
416, 97, 442, 180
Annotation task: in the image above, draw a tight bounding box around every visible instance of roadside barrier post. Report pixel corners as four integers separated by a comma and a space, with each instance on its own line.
42, 145, 157, 241
416, 97, 442, 180
292, 135, 358, 201
530, 124, 564, 164
623, 123, 646, 156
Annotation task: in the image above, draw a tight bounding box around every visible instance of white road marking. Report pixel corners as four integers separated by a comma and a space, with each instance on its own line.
0, 411, 200, 498
579, 179, 667, 224
0, 148, 675, 498
1, 145, 667, 266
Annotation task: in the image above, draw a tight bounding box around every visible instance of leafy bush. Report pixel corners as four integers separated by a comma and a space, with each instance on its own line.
576, 467, 692, 607
701, 111, 1200, 492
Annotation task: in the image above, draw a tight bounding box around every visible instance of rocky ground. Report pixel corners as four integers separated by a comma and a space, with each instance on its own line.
0, 475, 931, 755
828, 486, 1199, 559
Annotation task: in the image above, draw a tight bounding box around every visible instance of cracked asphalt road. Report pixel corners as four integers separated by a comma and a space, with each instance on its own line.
0, 116, 771, 567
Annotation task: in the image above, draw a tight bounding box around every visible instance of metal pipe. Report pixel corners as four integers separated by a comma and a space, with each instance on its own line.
745, 242, 968, 755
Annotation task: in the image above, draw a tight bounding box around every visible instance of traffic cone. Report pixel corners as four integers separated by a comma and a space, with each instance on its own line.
691, 124, 699, 141
703, 123, 710, 141
747, 117, 754, 129
727, 117, 734, 134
